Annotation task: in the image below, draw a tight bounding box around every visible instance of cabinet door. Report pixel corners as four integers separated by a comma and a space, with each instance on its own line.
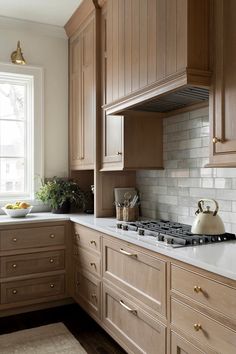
69, 16, 95, 170
70, 36, 83, 169
101, 114, 123, 170
171, 332, 205, 354
81, 18, 95, 169
209, 0, 236, 166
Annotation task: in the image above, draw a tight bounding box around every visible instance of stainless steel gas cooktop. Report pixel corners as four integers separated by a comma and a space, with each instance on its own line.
115, 220, 236, 248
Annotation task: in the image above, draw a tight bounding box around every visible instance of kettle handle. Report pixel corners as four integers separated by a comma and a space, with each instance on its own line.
198, 199, 219, 216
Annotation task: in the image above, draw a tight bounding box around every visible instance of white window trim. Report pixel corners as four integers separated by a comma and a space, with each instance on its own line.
0, 62, 44, 206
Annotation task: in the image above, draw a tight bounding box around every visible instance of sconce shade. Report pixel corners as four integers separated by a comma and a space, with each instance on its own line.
11, 41, 26, 65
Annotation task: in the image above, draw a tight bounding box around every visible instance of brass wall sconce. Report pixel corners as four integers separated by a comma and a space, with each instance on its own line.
11, 41, 26, 65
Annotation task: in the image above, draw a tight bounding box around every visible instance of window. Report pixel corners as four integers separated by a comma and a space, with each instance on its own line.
0, 63, 43, 203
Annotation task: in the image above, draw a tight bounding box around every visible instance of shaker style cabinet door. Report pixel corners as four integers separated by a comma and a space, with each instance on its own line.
209, 0, 236, 166
101, 114, 123, 170
69, 15, 95, 170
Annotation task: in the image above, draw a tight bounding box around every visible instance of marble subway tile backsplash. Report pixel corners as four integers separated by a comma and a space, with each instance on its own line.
136, 107, 236, 233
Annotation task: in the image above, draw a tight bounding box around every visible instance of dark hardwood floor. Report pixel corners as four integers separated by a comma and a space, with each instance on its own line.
0, 304, 127, 354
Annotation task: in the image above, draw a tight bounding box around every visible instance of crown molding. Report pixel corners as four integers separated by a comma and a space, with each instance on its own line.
0, 15, 67, 39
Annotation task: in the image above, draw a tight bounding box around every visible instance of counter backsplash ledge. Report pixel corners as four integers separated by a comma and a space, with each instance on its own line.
137, 107, 236, 233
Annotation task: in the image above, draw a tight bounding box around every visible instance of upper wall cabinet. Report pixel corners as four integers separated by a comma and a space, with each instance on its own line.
69, 14, 95, 170
103, 0, 210, 115
101, 111, 163, 171
209, 0, 236, 167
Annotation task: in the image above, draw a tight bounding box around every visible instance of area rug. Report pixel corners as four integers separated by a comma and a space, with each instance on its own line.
0, 322, 87, 354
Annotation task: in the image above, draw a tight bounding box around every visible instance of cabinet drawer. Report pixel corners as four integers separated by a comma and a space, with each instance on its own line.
102, 283, 166, 354
103, 238, 166, 316
74, 267, 101, 319
0, 225, 65, 250
1, 275, 65, 304
171, 265, 236, 321
74, 246, 101, 277
1, 250, 65, 277
73, 224, 101, 254
171, 331, 205, 354
171, 299, 236, 354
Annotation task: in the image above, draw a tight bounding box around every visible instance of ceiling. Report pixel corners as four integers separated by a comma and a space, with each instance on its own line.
0, 0, 83, 26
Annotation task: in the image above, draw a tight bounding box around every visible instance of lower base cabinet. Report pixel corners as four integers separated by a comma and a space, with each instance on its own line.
102, 283, 166, 354
171, 332, 205, 354
74, 266, 101, 320
1, 274, 65, 304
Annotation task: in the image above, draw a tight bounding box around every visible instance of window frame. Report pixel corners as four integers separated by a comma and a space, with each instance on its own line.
0, 62, 44, 205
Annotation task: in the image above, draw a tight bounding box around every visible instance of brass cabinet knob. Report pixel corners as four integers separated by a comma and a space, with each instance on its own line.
194, 323, 202, 331
90, 240, 96, 245
49, 258, 54, 263
12, 289, 18, 294
12, 238, 17, 242
50, 234, 55, 239
50, 284, 55, 288
117, 151, 122, 155
12, 264, 17, 268
212, 137, 222, 144
194, 285, 202, 293
91, 293, 97, 300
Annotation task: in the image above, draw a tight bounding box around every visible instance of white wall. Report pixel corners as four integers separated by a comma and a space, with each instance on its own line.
0, 16, 68, 178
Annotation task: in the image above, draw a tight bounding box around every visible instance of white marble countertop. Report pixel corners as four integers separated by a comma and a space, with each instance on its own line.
0, 212, 236, 281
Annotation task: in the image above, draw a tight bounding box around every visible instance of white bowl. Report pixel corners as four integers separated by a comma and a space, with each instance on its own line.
2, 206, 33, 218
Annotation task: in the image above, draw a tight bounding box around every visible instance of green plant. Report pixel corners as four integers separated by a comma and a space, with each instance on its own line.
36, 177, 84, 210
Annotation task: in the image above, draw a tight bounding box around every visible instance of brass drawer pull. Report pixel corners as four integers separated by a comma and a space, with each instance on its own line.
119, 300, 137, 315
49, 258, 54, 263
194, 285, 202, 293
194, 323, 202, 331
50, 284, 55, 288
90, 240, 96, 245
212, 137, 222, 144
12, 238, 17, 242
12, 289, 18, 294
12, 264, 17, 268
50, 234, 55, 239
117, 151, 122, 155
120, 249, 137, 257
90, 262, 96, 268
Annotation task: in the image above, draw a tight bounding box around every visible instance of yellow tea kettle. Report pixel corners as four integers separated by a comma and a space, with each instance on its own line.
191, 199, 225, 235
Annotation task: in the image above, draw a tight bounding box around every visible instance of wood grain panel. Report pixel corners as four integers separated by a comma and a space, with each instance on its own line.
171, 331, 205, 354
166, 0, 177, 75
171, 264, 236, 322
124, 0, 132, 95
74, 267, 101, 319
131, 0, 140, 91
1, 275, 65, 304
139, 0, 148, 88
171, 299, 236, 354
209, 0, 236, 166
156, 0, 166, 80
73, 223, 101, 255
176, 0, 187, 71
1, 250, 65, 278
103, 283, 166, 354
0, 226, 65, 251
147, 0, 157, 84
118, 0, 125, 98
103, 237, 166, 316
